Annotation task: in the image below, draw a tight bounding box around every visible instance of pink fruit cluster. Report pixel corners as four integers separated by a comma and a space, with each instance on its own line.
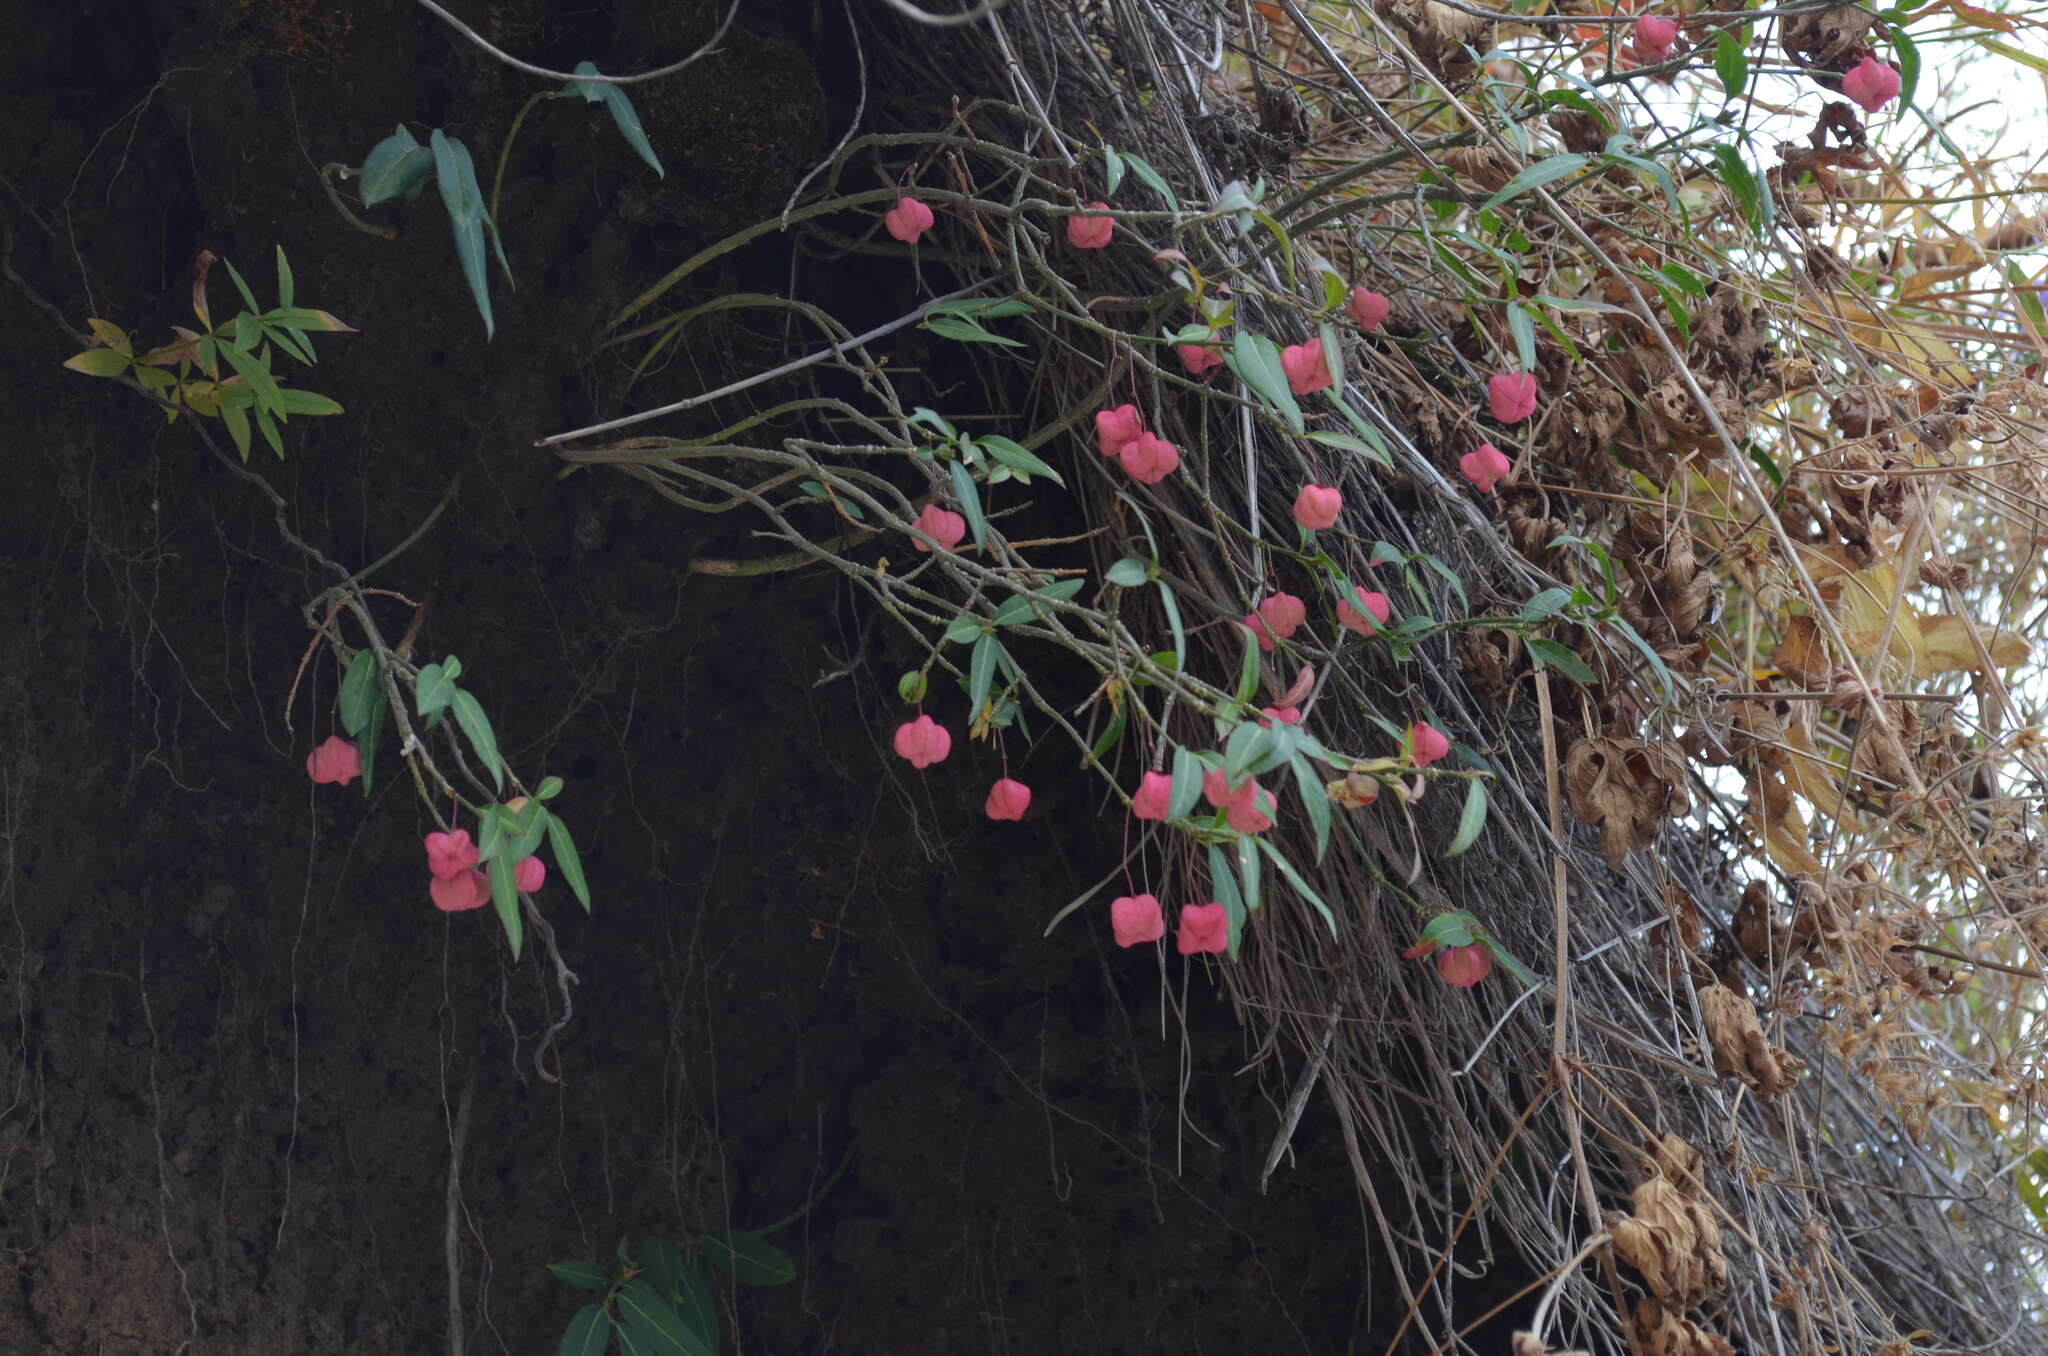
1109, 893, 1228, 954
423, 829, 545, 914
1094, 403, 1180, 484
1842, 56, 1901, 113
910, 502, 967, 553
1488, 371, 1539, 424
891, 715, 1034, 823
1244, 591, 1306, 653
305, 735, 360, 786
1460, 443, 1513, 494
884, 195, 935, 244
1067, 203, 1115, 250
1280, 337, 1333, 395
1633, 14, 1678, 62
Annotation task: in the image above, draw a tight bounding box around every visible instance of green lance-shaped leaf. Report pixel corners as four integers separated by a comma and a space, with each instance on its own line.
489, 851, 523, 960
360, 126, 433, 206
450, 686, 505, 792
430, 130, 514, 341
549, 1260, 612, 1293
548, 812, 593, 912
557, 1304, 613, 1356
700, 1229, 796, 1286
569, 62, 666, 179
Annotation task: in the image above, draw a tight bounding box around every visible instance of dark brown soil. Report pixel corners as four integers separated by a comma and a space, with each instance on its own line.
0, 3, 1409, 1351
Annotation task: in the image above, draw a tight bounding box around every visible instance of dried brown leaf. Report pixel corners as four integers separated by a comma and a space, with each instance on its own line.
1564, 737, 1691, 867
1631, 1298, 1737, 1356
1698, 983, 1805, 1095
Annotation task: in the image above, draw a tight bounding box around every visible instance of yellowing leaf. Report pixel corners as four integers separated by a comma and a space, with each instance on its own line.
1751, 788, 1824, 875
1920, 613, 2031, 673
1801, 297, 1971, 387
1832, 562, 1928, 673
1779, 725, 1846, 820
85, 318, 131, 355
1898, 261, 1982, 303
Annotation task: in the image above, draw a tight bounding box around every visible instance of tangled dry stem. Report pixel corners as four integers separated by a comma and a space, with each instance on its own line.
554, 1, 2048, 1351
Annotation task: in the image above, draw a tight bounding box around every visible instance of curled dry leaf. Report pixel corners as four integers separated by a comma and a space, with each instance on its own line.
1607, 1168, 1726, 1309
1631, 1298, 1736, 1356
1382, 0, 1493, 78
1644, 1132, 1705, 1195
1697, 983, 1805, 1095
1780, 4, 1874, 71
1564, 737, 1691, 867
1441, 145, 1517, 193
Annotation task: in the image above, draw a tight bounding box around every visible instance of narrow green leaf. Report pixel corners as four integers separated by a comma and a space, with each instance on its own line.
220, 255, 262, 316
430, 129, 510, 340
450, 687, 505, 791
638, 1241, 684, 1299
1317, 317, 1343, 389
1288, 752, 1332, 864
550, 1260, 612, 1293
358, 681, 386, 795
1235, 622, 1262, 703
558, 1304, 613, 1356
674, 1266, 716, 1346
217, 340, 285, 415
1608, 150, 1681, 216
1167, 747, 1203, 821
339, 650, 383, 737
1519, 587, 1573, 622
1609, 617, 1676, 700
1310, 426, 1391, 469
946, 461, 986, 549
570, 61, 666, 178
1251, 210, 1295, 284
1506, 301, 1537, 372
1227, 331, 1305, 434
220, 400, 253, 461
614, 1277, 706, 1356
1102, 144, 1125, 196
1481, 936, 1541, 988
1526, 636, 1595, 683
1223, 721, 1271, 785
489, 852, 524, 960
547, 813, 593, 912
1711, 145, 1764, 235
700, 1230, 795, 1286
537, 775, 565, 801
508, 800, 550, 863
1089, 699, 1128, 761
1446, 780, 1490, 857
1255, 838, 1337, 936
967, 634, 997, 719
1713, 27, 1749, 97
1120, 152, 1179, 212
922, 314, 1025, 347
1207, 843, 1245, 958
1893, 28, 1920, 109
266, 305, 356, 333
1159, 580, 1186, 672
1237, 833, 1262, 915
978, 434, 1064, 487
62, 347, 130, 377
1481, 152, 1589, 214
275, 388, 344, 416
254, 402, 285, 459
